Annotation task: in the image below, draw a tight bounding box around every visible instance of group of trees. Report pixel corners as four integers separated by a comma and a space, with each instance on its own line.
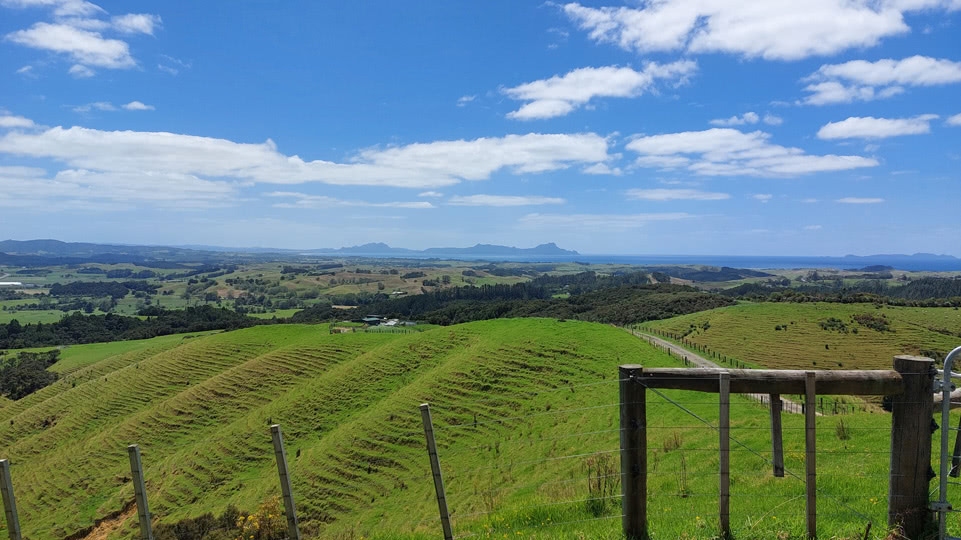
0, 306, 270, 349
48, 280, 160, 299
0, 349, 60, 400
720, 277, 961, 307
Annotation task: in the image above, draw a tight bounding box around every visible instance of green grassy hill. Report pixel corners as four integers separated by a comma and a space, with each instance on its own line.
0, 319, 956, 540
642, 302, 961, 370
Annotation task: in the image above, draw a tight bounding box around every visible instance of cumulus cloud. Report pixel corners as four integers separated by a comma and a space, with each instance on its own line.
0, 126, 611, 189
625, 188, 729, 201
448, 194, 565, 206
267, 191, 434, 209
518, 212, 692, 230
947, 113, 961, 126
559, 1, 954, 61
626, 128, 878, 176
0, 115, 35, 128
752, 193, 773, 202
503, 61, 697, 119
72, 101, 116, 112
418, 191, 444, 198
837, 197, 884, 203
816, 115, 938, 139
762, 114, 783, 126
456, 95, 476, 107
6, 22, 135, 68
110, 13, 160, 35
710, 112, 759, 126
802, 56, 961, 104
122, 100, 154, 111
581, 162, 622, 175
3, 1, 162, 75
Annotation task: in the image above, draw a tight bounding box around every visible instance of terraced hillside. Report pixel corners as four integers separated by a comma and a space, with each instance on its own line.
1, 318, 955, 540
642, 302, 961, 370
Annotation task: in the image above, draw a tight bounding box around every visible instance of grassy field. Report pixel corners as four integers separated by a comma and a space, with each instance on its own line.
642, 302, 961, 370
0, 319, 957, 540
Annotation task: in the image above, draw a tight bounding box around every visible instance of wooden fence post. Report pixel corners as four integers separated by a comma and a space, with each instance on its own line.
769, 394, 784, 477
888, 355, 934, 538
0, 460, 21, 540
270, 425, 301, 540
127, 445, 154, 540
620, 364, 647, 540
719, 373, 730, 538
805, 372, 816, 540
419, 404, 453, 540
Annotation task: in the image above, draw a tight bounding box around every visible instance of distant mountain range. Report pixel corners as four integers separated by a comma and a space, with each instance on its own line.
1, 239, 958, 267
0, 239, 579, 262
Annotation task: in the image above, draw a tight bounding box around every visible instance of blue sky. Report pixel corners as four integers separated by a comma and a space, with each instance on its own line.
0, 0, 959, 255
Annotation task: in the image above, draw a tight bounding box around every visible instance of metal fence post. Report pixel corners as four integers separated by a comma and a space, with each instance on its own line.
419, 404, 453, 540
127, 445, 154, 540
0, 460, 21, 540
805, 372, 816, 540
270, 425, 301, 540
619, 364, 647, 540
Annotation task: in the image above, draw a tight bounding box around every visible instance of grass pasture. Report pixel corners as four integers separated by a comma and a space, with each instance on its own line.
643, 302, 961, 371
0, 319, 957, 539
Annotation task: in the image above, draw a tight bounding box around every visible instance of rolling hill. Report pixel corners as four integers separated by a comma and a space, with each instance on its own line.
1, 318, 956, 539
641, 302, 961, 370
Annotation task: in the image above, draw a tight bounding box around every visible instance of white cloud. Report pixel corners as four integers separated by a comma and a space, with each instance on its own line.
503, 61, 697, 119
110, 13, 161, 35
752, 193, 773, 202
947, 113, 961, 126
456, 95, 476, 107
802, 56, 961, 104
518, 212, 692, 230
72, 101, 116, 112
560, 1, 939, 61
710, 111, 759, 126
0, 167, 238, 210
157, 54, 190, 76
626, 128, 878, 176
817, 114, 938, 139
15, 65, 33, 74
1, 0, 105, 17
762, 114, 783, 126
837, 197, 884, 203
804, 224, 823, 230
122, 100, 154, 111
801, 198, 819, 203
68, 63, 94, 77
0, 115, 35, 128
625, 188, 729, 201
581, 162, 622, 175
6, 22, 135, 68
417, 191, 443, 198
448, 194, 566, 206
0, 126, 611, 189
267, 191, 434, 209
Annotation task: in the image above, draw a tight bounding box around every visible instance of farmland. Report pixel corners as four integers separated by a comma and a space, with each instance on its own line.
642, 302, 961, 370
1, 318, 959, 539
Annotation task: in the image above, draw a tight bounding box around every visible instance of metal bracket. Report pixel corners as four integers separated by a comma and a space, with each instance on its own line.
934, 380, 954, 393
930, 501, 953, 512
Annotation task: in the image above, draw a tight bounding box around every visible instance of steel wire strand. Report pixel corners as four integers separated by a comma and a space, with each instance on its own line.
434, 402, 625, 431
452, 494, 623, 520
635, 378, 880, 525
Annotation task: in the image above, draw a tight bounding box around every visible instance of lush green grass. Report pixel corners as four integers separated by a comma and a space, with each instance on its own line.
642, 302, 961, 370
0, 308, 65, 324
247, 309, 300, 319
0, 319, 955, 540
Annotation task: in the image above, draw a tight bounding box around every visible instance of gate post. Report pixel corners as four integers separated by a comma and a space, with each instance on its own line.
619, 364, 647, 540
888, 355, 935, 538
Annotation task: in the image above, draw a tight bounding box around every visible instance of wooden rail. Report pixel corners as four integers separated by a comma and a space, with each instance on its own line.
634, 368, 903, 396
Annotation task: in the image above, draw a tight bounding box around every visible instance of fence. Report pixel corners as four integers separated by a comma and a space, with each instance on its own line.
416, 355, 943, 540
0, 425, 302, 540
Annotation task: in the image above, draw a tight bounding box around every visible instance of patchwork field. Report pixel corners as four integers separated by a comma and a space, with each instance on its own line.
0, 319, 957, 540
642, 302, 961, 370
